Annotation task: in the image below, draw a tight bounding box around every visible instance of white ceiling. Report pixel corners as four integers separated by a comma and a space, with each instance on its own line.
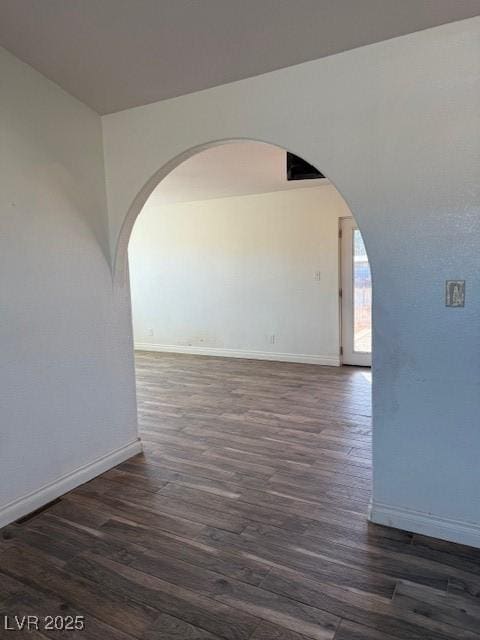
0, 1, 478, 114
146, 142, 327, 206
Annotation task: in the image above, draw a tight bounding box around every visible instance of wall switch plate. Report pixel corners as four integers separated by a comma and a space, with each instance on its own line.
445, 280, 465, 307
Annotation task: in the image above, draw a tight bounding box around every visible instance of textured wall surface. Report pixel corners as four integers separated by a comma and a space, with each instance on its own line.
0, 47, 139, 519
104, 18, 480, 541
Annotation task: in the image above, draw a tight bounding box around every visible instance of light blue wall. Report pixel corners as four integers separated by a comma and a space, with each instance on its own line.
103, 18, 480, 545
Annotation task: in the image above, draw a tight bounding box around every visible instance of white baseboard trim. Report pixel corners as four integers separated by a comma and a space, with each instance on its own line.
135, 343, 340, 366
368, 499, 480, 549
0, 439, 143, 529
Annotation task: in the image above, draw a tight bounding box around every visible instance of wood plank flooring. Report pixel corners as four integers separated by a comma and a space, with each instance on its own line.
1, 351, 480, 639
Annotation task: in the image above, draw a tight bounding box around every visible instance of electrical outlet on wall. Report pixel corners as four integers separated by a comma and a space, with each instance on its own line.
314, 270, 322, 281
269, 334, 276, 344
147, 328, 154, 337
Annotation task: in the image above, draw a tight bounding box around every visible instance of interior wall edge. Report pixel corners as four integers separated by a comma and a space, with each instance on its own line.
368, 500, 480, 549
0, 440, 142, 529
134, 344, 341, 367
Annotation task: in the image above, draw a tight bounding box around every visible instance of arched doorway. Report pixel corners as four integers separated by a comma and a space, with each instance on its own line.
126, 140, 372, 370
118, 139, 374, 525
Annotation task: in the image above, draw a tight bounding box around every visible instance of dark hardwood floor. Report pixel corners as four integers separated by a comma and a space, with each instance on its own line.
2, 352, 480, 639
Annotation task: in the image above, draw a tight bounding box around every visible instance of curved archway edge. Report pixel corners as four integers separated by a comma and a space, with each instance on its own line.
112, 137, 366, 287
102, 19, 480, 546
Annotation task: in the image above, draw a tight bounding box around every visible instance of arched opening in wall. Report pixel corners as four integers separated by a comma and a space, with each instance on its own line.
125, 140, 373, 526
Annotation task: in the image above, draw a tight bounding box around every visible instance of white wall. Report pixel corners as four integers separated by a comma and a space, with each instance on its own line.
129, 185, 351, 365
103, 18, 480, 547
0, 47, 140, 527
2, 17, 480, 548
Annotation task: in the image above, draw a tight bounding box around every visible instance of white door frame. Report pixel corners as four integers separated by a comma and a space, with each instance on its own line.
340, 217, 372, 367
